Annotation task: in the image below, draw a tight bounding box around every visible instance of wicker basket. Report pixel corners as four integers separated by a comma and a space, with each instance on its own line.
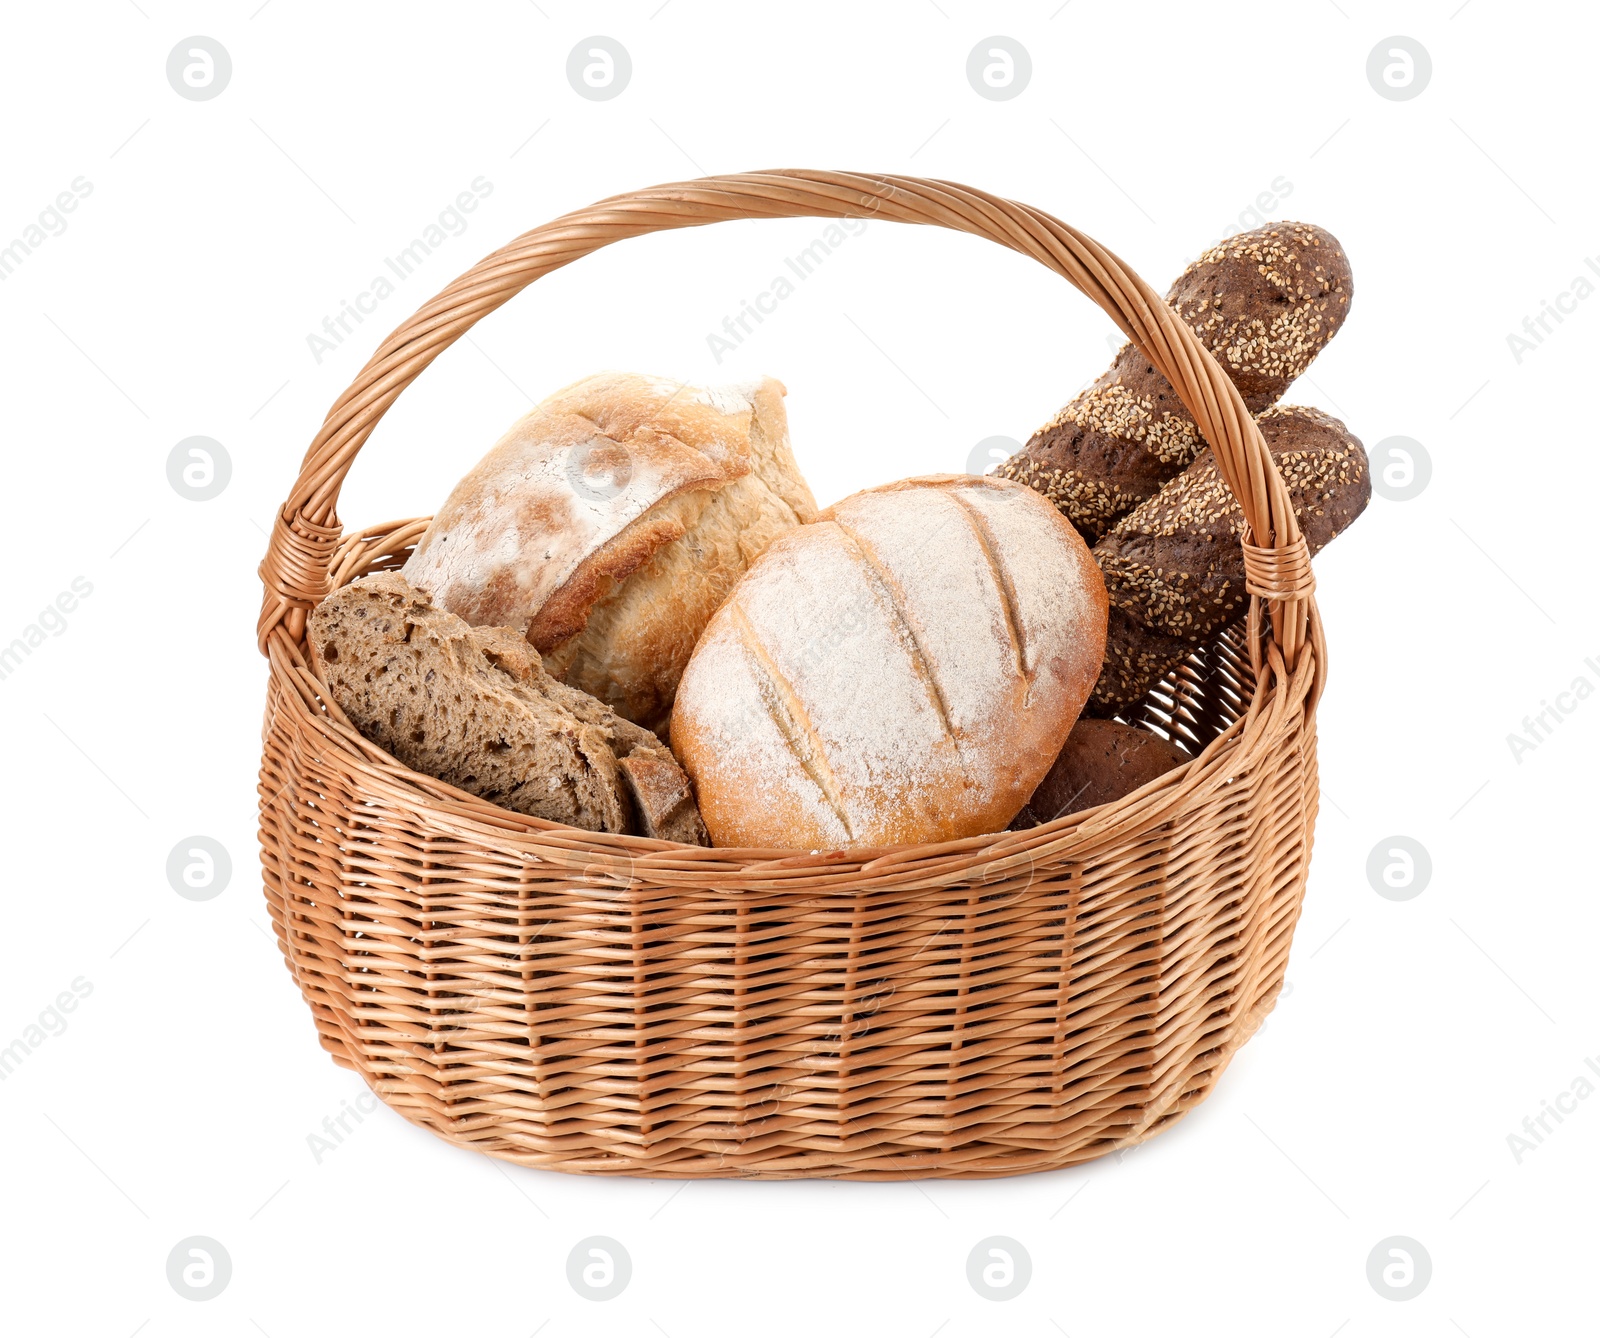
256, 171, 1325, 1179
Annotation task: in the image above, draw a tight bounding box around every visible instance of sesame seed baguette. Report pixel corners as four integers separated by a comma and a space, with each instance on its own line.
1085, 606, 1198, 720
997, 222, 1353, 542
1085, 405, 1370, 717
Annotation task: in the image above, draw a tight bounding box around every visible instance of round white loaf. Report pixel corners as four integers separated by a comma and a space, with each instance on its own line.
670, 474, 1109, 849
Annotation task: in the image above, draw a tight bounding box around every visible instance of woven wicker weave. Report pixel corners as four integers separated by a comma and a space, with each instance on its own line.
256, 171, 1325, 1179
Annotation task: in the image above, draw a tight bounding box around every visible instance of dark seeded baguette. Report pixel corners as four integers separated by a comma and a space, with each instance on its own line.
1086, 405, 1370, 717
307, 571, 709, 844
1087, 607, 1201, 720
997, 222, 1352, 541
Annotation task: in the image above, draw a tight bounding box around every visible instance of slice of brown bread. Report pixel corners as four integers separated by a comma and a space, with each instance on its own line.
1011, 718, 1189, 826
307, 571, 709, 843
996, 222, 1353, 542
615, 752, 708, 845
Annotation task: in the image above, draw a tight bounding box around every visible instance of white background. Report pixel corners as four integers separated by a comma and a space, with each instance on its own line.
1, 2, 1596, 1334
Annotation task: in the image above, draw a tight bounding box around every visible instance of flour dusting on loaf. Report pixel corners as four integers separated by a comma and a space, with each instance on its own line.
404, 371, 762, 632
671, 475, 1108, 849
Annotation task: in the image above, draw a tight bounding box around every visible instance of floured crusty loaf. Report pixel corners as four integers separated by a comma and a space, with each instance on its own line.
997, 223, 1352, 541
1086, 405, 1370, 717
308, 571, 708, 843
1011, 718, 1189, 827
402, 372, 816, 734
670, 475, 1108, 849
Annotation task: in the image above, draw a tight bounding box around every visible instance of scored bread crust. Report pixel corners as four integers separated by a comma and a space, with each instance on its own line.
307, 571, 708, 843
670, 475, 1109, 850
402, 372, 815, 732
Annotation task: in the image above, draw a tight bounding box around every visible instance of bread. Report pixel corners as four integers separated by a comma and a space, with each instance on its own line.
997, 223, 1352, 541
1011, 718, 1189, 827
307, 571, 708, 844
1086, 605, 1198, 720
670, 475, 1108, 849
401, 372, 817, 734
1085, 405, 1370, 717
1096, 405, 1370, 640
613, 751, 705, 843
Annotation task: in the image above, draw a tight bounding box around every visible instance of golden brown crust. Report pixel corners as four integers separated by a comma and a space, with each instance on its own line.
672, 475, 1107, 849
404, 372, 754, 630
526, 510, 693, 651
403, 373, 815, 731
540, 376, 817, 731
616, 751, 709, 844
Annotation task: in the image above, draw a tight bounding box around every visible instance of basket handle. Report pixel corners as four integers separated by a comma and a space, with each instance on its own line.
258, 169, 1323, 701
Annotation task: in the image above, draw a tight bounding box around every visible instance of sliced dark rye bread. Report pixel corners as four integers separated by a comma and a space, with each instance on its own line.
997, 222, 1353, 542
1086, 405, 1370, 716
307, 571, 708, 844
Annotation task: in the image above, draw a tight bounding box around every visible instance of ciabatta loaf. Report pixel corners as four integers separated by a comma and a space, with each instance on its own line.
402, 372, 816, 733
308, 572, 708, 843
670, 475, 1108, 849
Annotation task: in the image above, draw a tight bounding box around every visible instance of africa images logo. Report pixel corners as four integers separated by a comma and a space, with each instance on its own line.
305, 178, 494, 364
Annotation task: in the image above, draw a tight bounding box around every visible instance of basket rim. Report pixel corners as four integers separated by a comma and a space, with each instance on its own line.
259, 171, 1322, 674
257, 170, 1325, 882
263, 517, 1317, 887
